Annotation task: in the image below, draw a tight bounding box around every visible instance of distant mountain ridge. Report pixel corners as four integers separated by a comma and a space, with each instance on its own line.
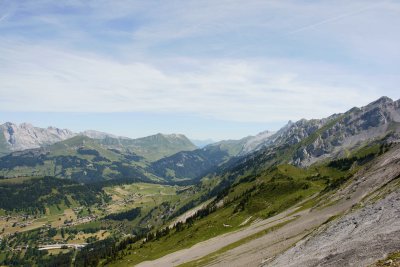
0, 123, 196, 160
276, 96, 400, 166
0, 122, 75, 154
1, 96, 399, 184
157, 96, 400, 182
96, 133, 197, 161
223, 96, 400, 175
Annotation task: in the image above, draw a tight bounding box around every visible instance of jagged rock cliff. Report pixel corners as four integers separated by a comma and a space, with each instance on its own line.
0, 122, 76, 154
290, 96, 400, 166
253, 97, 400, 166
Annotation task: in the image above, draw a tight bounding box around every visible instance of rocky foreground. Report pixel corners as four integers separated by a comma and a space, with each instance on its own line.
268, 189, 400, 267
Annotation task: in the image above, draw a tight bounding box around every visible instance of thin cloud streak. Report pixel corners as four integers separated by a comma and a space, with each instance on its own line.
288, 3, 381, 35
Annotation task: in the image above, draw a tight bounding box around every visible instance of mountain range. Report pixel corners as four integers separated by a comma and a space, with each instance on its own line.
104, 96, 400, 267
1, 96, 400, 267
0, 123, 197, 160
1, 96, 399, 184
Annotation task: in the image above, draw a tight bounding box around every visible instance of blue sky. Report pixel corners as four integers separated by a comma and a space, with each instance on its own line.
0, 0, 399, 140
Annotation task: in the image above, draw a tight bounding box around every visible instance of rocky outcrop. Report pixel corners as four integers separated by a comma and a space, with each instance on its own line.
268, 189, 400, 267
0, 122, 76, 153
266, 97, 400, 166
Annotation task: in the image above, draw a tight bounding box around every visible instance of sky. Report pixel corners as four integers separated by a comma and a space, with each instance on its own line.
0, 0, 399, 140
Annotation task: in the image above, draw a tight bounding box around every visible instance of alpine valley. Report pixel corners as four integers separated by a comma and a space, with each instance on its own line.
1, 96, 400, 267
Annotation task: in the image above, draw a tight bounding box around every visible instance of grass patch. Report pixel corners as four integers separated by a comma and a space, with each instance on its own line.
108, 206, 249, 267
371, 251, 400, 266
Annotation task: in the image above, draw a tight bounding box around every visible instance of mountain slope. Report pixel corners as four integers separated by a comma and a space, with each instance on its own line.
98, 133, 197, 161
151, 145, 231, 181
215, 97, 400, 178
147, 131, 279, 182
2, 96, 399, 267
0, 135, 162, 183
0, 133, 199, 184
101, 97, 400, 266
116, 141, 399, 267
290, 96, 400, 166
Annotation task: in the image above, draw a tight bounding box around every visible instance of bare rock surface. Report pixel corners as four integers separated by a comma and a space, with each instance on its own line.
0, 122, 76, 152
268, 190, 400, 267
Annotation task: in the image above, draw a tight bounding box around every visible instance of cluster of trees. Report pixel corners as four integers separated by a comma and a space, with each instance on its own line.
328, 143, 391, 171
75, 237, 133, 266
322, 174, 353, 192
233, 187, 257, 213
0, 176, 107, 214
77, 148, 100, 156
184, 204, 216, 227
104, 207, 141, 221
0, 151, 46, 168
0, 245, 74, 267
328, 156, 365, 171
5, 251, 73, 267
72, 202, 219, 266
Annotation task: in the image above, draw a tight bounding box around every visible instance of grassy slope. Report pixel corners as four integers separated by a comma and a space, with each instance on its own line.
108, 162, 346, 266
108, 141, 388, 266
0, 135, 165, 183
0, 134, 202, 183
112, 134, 197, 162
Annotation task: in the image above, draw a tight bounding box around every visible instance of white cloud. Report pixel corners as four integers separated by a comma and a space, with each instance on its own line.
0, 0, 399, 125
0, 41, 390, 123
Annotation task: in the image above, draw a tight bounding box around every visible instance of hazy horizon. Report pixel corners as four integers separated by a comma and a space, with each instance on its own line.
1, 95, 398, 141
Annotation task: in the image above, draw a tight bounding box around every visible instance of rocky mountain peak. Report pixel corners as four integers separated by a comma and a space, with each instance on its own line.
288, 97, 400, 166
369, 96, 393, 105
0, 122, 76, 153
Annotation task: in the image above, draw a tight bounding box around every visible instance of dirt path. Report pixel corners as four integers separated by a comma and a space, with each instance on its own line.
205, 197, 352, 266
169, 198, 214, 228
136, 204, 305, 267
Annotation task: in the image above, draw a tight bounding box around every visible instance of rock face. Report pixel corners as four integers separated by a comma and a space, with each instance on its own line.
268, 189, 400, 267
291, 96, 400, 166
0, 122, 76, 154
255, 97, 400, 166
